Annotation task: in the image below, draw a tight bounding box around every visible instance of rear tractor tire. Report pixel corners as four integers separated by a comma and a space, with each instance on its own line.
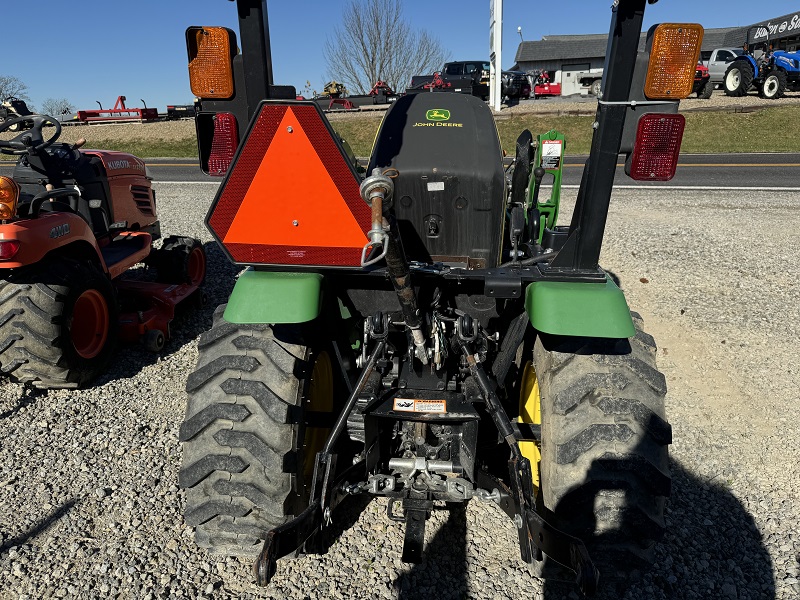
724, 60, 754, 96
154, 236, 206, 286
531, 313, 671, 585
178, 305, 338, 556
0, 258, 117, 388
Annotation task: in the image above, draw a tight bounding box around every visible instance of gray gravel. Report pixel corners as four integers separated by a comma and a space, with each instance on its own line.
1, 182, 799, 599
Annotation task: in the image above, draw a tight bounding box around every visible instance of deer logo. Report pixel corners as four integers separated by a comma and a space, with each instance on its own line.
425, 109, 451, 121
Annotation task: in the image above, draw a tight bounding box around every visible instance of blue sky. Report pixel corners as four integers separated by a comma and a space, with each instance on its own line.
5, 1, 799, 112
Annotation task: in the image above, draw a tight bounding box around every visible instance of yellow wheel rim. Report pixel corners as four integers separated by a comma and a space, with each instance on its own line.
303, 351, 333, 484
518, 361, 542, 491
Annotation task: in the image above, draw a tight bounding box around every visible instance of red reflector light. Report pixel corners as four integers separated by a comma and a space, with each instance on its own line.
0, 240, 21, 260
208, 113, 238, 176
628, 113, 685, 181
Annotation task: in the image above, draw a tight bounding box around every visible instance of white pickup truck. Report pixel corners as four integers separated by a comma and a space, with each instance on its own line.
701, 47, 745, 86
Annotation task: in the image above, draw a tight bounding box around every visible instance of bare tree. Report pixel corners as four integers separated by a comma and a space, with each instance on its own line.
0, 75, 30, 102
41, 97, 75, 116
324, 0, 450, 94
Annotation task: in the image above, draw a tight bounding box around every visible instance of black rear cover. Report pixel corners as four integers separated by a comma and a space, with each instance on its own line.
368, 93, 505, 268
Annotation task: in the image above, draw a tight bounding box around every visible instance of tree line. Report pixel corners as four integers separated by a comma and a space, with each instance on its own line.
323, 0, 449, 94
5, 0, 451, 110
0, 75, 74, 116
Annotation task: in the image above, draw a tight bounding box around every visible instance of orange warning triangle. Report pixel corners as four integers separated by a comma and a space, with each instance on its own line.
224, 108, 368, 248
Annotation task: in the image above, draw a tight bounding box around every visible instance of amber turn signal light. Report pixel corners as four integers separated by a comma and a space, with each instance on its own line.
0, 176, 20, 220
187, 26, 235, 99
645, 23, 704, 100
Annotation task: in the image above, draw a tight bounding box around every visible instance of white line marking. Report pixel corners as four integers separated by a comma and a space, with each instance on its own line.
154, 181, 221, 185
556, 185, 799, 191
152, 181, 798, 192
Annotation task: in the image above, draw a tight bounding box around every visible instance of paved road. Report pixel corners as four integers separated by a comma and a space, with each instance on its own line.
98, 153, 800, 189
2, 153, 798, 189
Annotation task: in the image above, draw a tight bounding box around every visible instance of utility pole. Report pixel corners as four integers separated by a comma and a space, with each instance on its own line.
489, 0, 503, 112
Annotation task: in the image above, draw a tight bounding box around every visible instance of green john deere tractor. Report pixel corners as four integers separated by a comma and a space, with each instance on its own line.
179, 1, 702, 595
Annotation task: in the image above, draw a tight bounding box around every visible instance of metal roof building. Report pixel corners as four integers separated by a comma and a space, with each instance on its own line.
512, 14, 800, 75
748, 11, 800, 47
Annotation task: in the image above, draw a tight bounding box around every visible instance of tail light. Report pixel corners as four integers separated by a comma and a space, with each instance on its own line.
0, 240, 21, 260
208, 113, 239, 176
0, 176, 20, 220
187, 26, 235, 99
628, 114, 686, 181
621, 23, 702, 182
645, 23, 704, 99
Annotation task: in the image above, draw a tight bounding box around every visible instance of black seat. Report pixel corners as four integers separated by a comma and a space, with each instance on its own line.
368, 93, 506, 269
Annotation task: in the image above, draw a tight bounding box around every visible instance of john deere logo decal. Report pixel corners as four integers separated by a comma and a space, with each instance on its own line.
414, 109, 463, 128
426, 109, 450, 121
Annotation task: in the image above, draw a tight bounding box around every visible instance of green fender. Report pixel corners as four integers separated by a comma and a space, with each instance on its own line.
525, 276, 635, 338
223, 269, 323, 324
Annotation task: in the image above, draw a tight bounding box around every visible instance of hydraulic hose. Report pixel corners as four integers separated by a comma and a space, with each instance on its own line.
500, 251, 556, 268
360, 169, 428, 363
384, 224, 427, 362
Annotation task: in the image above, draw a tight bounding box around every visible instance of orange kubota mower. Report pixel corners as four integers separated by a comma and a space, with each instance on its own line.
0, 114, 206, 388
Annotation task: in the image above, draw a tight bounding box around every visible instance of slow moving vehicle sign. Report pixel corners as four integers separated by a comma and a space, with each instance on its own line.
206, 101, 372, 267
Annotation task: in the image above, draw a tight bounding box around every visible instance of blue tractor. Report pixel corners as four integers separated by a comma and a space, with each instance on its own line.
724, 30, 800, 99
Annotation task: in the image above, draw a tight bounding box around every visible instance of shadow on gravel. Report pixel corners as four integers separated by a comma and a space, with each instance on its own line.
311, 495, 373, 554
0, 383, 46, 420
0, 498, 78, 550
394, 504, 468, 600
541, 459, 775, 600
96, 241, 239, 384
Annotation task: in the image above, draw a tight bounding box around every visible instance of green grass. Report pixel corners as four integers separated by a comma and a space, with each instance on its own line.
3, 106, 798, 161
331, 117, 384, 159
330, 106, 800, 157
78, 138, 198, 159
0, 138, 198, 161
681, 107, 800, 153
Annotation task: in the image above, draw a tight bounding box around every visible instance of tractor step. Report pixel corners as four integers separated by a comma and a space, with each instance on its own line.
101, 233, 152, 279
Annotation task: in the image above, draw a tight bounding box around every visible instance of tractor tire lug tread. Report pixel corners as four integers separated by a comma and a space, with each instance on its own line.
219, 377, 296, 424
184, 500, 251, 527
535, 313, 670, 584
212, 429, 293, 473
180, 304, 321, 556
178, 403, 252, 442
0, 259, 117, 388
212, 480, 287, 521
0, 333, 22, 354
184, 355, 260, 392
0, 308, 23, 328
179, 454, 249, 488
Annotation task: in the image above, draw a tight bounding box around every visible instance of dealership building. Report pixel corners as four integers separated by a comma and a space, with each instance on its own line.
512, 11, 800, 75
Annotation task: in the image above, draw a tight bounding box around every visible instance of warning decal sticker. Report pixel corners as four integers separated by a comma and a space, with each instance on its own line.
541, 139, 563, 170
392, 399, 447, 413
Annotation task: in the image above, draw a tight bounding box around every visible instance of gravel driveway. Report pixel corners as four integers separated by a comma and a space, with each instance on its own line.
1, 183, 799, 600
